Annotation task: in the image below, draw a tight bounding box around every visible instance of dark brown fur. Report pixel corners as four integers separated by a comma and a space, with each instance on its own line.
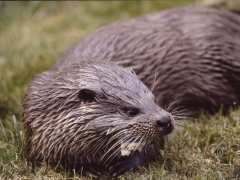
23, 6, 240, 176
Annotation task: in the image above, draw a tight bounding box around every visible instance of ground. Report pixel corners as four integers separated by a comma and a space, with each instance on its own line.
0, 1, 239, 179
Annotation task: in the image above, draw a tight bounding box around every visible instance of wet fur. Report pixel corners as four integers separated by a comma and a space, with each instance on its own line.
23, 61, 167, 176
57, 6, 240, 114
23, 6, 240, 176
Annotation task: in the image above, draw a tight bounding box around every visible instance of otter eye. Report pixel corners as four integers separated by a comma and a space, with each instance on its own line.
78, 89, 96, 103
121, 107, 140, 117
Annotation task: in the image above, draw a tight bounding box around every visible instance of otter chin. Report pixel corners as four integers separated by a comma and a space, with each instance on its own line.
23, 61, 174, 176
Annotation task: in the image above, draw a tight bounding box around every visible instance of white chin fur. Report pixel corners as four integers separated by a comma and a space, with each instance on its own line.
120, 142, 145, 156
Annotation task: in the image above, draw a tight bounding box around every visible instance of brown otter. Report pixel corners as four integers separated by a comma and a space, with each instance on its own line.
56, 6, 240, 115
23, 61, 173, 176
23, 6, 240, 176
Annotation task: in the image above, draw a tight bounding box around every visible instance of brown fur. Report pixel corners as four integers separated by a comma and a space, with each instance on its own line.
57, 6, 240, 114
23, 6, 240, 176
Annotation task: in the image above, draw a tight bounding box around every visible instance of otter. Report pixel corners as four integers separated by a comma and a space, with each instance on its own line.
23, 6, 240, 176
23, 61, 172, 176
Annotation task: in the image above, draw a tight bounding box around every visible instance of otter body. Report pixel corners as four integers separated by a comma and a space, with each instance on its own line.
58, 6, 240, 114
23, 6, 240, 176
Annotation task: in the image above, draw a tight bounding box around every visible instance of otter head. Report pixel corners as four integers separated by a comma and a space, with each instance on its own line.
23, 61, 174, 176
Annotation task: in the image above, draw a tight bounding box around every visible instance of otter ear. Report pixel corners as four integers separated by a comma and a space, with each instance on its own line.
78, 89, 96, 103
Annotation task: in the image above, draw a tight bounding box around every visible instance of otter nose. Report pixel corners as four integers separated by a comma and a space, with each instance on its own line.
156, 114, 173, 129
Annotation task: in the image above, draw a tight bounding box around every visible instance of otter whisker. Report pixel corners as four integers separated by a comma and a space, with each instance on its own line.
100, 130, 128, 162
165, 98, 184, 112
108, 137, 140, 163
172, 109, 192, 115
102, 136, 131, 164
103, 134, 143, 164
171, 107, 193, 119
172, 115, 188, 121
87, 136, 108, 156
150, 70, 160, 92
170, 106, 187, 114
174, 122, 185, 128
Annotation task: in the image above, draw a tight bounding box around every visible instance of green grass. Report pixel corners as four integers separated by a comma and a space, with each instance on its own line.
0, 1, 239, 179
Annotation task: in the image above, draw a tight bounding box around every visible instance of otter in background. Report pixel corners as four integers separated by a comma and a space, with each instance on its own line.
56, 6, 240, 115
23, 6, 240, 176
201, 0, 240, 14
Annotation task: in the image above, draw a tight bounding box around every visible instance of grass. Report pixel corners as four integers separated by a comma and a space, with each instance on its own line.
0, 1, 239, 179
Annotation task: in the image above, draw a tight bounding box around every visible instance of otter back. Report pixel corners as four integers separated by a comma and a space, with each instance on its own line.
57, 6, 240, 115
